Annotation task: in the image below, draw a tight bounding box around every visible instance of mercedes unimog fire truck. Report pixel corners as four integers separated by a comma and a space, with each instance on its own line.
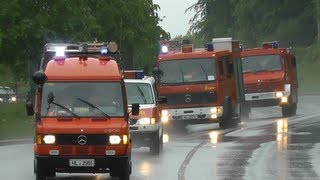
154, 38, 245, 128
241, 41, 298, 118
26, 42, 139, 180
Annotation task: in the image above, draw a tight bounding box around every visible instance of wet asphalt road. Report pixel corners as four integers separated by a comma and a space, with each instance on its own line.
1, 95, 320, 180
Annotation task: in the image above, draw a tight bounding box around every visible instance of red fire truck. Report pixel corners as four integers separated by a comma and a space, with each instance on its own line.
154, 38, 245, 128
241, 41, 298, 118
26, 42, 139, 180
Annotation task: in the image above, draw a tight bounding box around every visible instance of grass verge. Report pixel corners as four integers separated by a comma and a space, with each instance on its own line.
0, 101, 34, 140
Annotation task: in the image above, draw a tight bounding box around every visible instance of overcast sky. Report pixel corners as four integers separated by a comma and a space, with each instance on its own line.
153, 0, 197, 38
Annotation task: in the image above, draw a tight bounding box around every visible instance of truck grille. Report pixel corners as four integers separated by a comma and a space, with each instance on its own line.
60, 146, 106, 155
245, 81, 283, 93
164, 92, 217, 106
55, 134, 108, 145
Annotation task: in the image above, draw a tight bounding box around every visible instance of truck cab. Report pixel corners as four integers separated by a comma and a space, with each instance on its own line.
26, 43, 139, 180
124, 70, 166, 154
155, 38, 245, 128
241, 41, 298, 117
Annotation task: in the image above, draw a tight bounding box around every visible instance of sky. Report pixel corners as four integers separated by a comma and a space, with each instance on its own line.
153, 0, 197, 38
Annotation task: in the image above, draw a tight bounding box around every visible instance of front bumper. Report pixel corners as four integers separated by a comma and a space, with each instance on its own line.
130, 131, 159, 147
245, 91, 290, 107
129, 122, 161, 147
35, 155, 129, 173
162, 106, 223, 121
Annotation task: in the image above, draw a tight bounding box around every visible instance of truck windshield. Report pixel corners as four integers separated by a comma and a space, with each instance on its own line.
125, 83, 154, 105
159, 58, 216, 84
242, 54, 282, 73
41, 82, 124, 117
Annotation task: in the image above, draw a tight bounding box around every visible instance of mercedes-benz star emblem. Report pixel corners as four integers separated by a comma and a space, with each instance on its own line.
256, 83, 262, 92
77, 135, 87, 145
185, 94, 192, 103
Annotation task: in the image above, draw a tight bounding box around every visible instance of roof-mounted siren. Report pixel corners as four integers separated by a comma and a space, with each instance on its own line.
123, 70, 144, 79
84, 42, 118, 54
262, 41, 279, 49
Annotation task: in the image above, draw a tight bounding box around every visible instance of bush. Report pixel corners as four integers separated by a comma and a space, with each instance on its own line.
293, 43, 320, 94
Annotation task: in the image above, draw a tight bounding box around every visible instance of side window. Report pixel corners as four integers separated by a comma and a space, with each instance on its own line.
218, 58, 224, 76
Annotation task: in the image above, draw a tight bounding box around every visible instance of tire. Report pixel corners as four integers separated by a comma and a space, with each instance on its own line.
150, 131, 162, 155
219, 97, 234, 129
282, 103, 297, 117
35, 158, 55, 180
110, 158, 131, 180
119, 158, 131, 180
241, 104, 251, 120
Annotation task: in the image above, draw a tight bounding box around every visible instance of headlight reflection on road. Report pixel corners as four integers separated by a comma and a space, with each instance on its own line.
140, 161, 151, 176
163, 134, 169, 143
209, 131, 219, 145
276, 118, 288, 150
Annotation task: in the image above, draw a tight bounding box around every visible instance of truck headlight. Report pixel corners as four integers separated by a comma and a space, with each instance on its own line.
138, 118, 156, 125
281, 97, 288, 103
10, 96, 17, 102
43, 135, 56, 144
109, 135, 121, 145
276, 92, 284, 98
162, 110, 168, 116
161, 110, 169, 123
210, 107, 220, 114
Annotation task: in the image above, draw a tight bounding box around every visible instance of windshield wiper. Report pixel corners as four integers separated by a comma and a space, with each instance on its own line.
46, 101, 80, 118
200, 64, 208, 79
76, 98, 111, 119
136, 86, 147, 103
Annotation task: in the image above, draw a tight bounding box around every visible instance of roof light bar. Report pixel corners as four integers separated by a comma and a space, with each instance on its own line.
123, 70, 145, 79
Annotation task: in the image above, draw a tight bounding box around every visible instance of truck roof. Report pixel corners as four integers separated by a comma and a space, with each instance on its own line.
45, 57, 121, 81
124, 76, 155, 85
241, 48, 290, 57
158, 50, 231, 61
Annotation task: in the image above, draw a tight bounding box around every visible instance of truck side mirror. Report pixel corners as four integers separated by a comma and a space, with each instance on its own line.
157, 96, 167, 104
131, 103, 140, 116
26, 100, 34, 116
152, 66, 163, 79
33, 70, 47, 85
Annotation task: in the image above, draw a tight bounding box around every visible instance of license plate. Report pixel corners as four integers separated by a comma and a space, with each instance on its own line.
69, 159, 95, 167
182, 115, 196, 120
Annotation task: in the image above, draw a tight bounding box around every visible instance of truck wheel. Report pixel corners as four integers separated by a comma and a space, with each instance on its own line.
110, 157, 131, 180
219, 97, 233, 129
241, 104, 251, 120
150, 131, 162, 155
282, 103, 297, 117
35, 158, 55, 180
119, 158, 130, 180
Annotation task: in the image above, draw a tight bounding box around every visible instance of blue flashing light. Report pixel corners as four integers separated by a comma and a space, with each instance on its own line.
207, 43, 214, 51
272, 41, 279, 48
101, 46, 108, 55
136, 70, 144, 79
